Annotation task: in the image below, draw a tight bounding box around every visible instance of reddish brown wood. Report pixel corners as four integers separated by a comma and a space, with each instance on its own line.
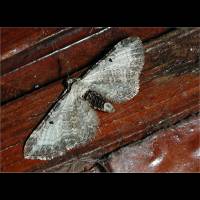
106, 115, 200, 172
1, 28, 199, 172
1, 28, 63, 61
1, 27, 104, 75
1, 27, 167, 104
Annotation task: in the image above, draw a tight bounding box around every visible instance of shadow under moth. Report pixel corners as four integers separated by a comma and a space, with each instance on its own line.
24, 36, 144, 160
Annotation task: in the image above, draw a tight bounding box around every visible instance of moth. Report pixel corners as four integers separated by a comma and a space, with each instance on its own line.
24, 36, 144, 160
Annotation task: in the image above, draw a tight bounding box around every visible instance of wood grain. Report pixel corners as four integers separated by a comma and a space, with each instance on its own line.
1, 28, 63, 61
1, 28, 199, 172
1, 27, 104, 75
105, 114, 200, 172
1, 27, 167, 104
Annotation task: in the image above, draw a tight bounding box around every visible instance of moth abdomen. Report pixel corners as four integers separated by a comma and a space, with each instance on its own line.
83, 90, 115, 113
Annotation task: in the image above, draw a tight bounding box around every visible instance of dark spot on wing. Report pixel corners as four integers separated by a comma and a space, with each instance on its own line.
109, 58, 112, 62
49, 121, 54, 124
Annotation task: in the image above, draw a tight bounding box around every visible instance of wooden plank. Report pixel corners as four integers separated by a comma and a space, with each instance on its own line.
105, 114, 200, 172
1, 27, 167, 104
1, 27, 104, 75
1, 28, 199, 172
1, 28, 63, 61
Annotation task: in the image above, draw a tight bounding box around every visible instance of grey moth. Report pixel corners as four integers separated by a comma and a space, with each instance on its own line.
24, 36, 144, 160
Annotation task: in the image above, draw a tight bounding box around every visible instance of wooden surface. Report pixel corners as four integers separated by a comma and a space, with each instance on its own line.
102, 114, 199, 172
1, 28, 63, 61
1, 27, 166, 104
0, 27, 199, 172
1, 27, 104, 75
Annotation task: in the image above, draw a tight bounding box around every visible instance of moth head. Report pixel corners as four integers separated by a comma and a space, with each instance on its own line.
65, 78, 77, 90
103, 102, 115, 113
67, 78, 75, 85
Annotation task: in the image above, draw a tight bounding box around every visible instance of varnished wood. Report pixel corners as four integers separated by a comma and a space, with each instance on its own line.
1, 28, 63, 61
1, 27, 104, 75
1, 27, 167, 104
1, 28, 199, 172
105, 114, 200, 172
